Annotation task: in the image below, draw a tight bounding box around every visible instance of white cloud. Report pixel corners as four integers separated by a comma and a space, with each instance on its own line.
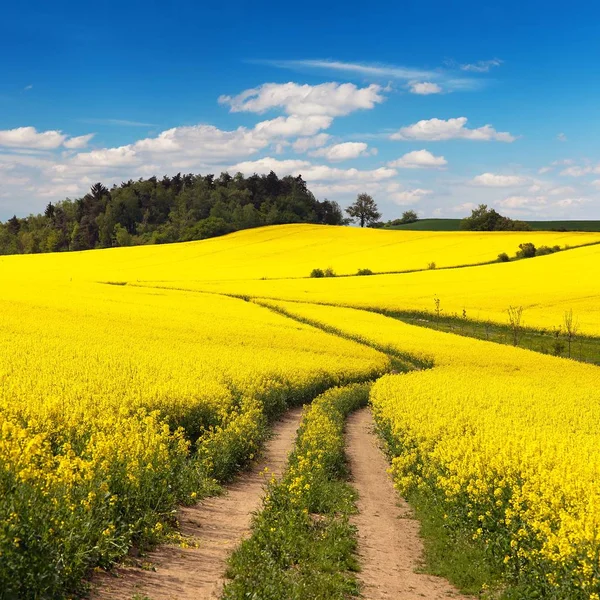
591, 179, 600, 189
70, 146, 139, 168
389, 188, 433, 205
460, 59, 503, 72
253, 115, 333, 138
261, 59, 436, 81
390, 117, 516, 142
409, 82, 442, 95
548, 185, 576, 196
0, 127, 67, 149
219, 82, 385, 117
309, 142, 370, 162
557, 132, 567, 142
499, 195, 547, 209
561, 164, 600, 177
388, 149, 447, 169
470, 173, 527, 186
82, 118, 156, 127
228, 156, 396, 183
555, 197, 588, 208
63, 134, 95, 149
451, 202, 478, 213
292, 133, 330, 153
262, 60, 485, 92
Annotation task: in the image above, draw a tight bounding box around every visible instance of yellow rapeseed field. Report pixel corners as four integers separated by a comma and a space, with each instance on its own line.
0, 277, 387, 596
1, 223, 599, 283
185, 241, 600, 336
2, 224, 600, 597
263, 299, 600, 597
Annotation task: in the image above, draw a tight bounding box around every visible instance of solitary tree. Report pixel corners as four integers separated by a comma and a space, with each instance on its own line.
345, 194, 381, 227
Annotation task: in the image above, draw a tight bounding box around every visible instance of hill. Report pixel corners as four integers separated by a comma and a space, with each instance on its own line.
387, 218, 600, 232
2, 223, 600, 283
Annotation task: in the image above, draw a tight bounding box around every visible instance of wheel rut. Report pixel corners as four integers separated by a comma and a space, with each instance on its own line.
346, 407, 466, 599
91, 407, 303, 600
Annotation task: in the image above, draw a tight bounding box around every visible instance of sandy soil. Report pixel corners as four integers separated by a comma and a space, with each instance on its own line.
346, 407, 466, 599
90, 407, 303, 600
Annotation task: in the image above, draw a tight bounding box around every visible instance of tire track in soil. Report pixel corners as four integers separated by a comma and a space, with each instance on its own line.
91, 407, 303, 600
347, 407, 467, 599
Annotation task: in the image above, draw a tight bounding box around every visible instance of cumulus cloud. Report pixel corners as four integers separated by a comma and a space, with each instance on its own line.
63, 134, 95, 149
0, 127, 67, 149
292, 133, 330, 153
409, 82, 442, 95
63, 116, 334, 174
309, 142, 371, 162
389, 188, 433, 205
451, 202, 479, 213
388, 149, 447, 169
252, 115, 333, 138
548, 185, 576, 196
499, 195, 547, 209
219, 82, 385, 117
561, 164, 600, 177
228, 156, 396, 183
470, 173, 527, 186
0, 127, 96, 151
391, 117, 515, 142
70, 146, 139, 168
555, 197, 589, 208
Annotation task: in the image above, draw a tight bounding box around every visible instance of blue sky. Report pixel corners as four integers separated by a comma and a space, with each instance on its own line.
2, 0, 600, 220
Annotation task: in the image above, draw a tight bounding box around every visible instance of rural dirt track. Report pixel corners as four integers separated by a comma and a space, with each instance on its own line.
346, 407, 466, 599
91, 407, 303, 600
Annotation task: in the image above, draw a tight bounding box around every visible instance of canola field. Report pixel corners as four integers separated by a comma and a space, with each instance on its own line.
266, 299, 600, 598
2, 223, 600, 598
175, 237, 600, 336
0, 278, 387, 597
2, 223, 600, 283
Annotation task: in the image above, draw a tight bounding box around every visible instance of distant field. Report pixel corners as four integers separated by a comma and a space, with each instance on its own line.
3, 223, 600, 283
388, 218, 600, 231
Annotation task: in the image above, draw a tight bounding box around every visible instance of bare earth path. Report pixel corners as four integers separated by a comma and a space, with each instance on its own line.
91, 407, 303, 600
346, 407, 466, 599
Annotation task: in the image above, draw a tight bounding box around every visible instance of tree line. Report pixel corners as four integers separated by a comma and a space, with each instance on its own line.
0, 171, 346, 254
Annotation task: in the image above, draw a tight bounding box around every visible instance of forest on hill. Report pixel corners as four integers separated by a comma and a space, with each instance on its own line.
0, 171, 345, 254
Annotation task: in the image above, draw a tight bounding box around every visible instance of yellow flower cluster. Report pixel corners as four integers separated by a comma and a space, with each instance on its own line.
0, 275, 387, 596
265, 300, 600, 597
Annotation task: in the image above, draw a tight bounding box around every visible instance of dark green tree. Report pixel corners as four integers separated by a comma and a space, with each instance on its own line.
345, 194, 381, 228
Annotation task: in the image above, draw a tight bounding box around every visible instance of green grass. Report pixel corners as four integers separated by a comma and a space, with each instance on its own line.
407, 487, 503, 597
385, 218, 600, 232
380, 309, 600, 365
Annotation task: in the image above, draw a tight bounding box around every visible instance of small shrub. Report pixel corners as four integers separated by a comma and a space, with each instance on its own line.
497, 252, 510, 262
535, 245, 555, 256
310, 268, 325, 278
552, 245, 561, 253
516, 243, 536, 259
428, 262, 437, 270
324, 267, 336, 277
357, 268, 373, 276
